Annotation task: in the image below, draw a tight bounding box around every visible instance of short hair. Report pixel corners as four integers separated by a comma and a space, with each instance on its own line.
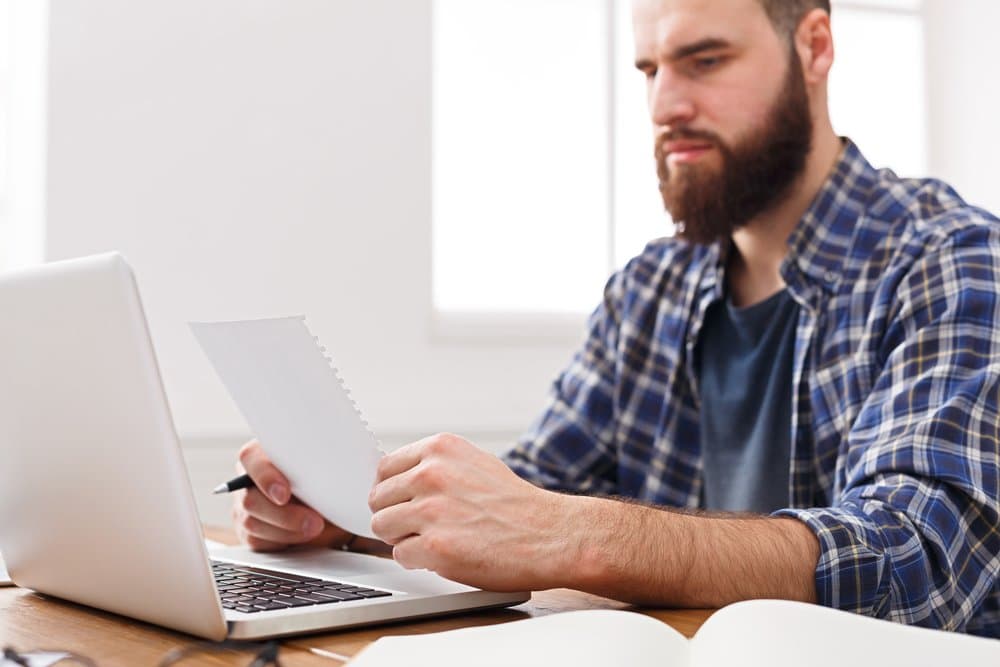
757, 0, 831, 43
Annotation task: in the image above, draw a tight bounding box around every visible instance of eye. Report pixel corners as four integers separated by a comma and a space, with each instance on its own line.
693, 55, 725, 72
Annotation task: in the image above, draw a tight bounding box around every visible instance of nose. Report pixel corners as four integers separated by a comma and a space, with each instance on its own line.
648, 69, 696, 129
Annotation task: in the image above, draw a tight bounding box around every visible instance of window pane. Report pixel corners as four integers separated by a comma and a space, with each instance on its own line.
432, 0, 609, 314
0, 0, 9, 270
613, 0, 672, 269
829, 8, 927, 175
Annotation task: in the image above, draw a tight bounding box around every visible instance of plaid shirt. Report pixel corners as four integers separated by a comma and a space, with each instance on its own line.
503, 141, 1000, 636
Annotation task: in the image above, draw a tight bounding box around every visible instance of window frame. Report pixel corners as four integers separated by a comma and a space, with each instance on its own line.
429, 0, 925, 345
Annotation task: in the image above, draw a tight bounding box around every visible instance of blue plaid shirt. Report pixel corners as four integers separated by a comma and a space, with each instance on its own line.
503, 141, 1000, 636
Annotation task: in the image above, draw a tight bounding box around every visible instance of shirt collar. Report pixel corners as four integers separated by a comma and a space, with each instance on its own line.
780, 138, 878, 295
696, 138, 879, 307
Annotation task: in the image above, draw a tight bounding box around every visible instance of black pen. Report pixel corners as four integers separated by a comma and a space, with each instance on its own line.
212, 473, 255, 495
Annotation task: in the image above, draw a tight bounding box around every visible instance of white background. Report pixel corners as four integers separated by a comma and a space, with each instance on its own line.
2, 0, 999, 524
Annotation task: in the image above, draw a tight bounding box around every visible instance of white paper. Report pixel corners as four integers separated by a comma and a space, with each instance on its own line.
0, 551, 12, 586
692, 599, 1000, 666
347, 600, 1000, 667
347, 609, 688, 667
190, 317, 382, 539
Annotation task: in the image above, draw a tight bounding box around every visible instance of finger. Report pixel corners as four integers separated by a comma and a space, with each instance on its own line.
239, 489, 326, 537
374, 433, 444, 484
392, 535, 434, 571
238, 439, 292, 505
370, 500, 424, 545
242, 515, 321, 545
368, 463, 422, 513
233, 504, 291, 552
244, 534, 288, 553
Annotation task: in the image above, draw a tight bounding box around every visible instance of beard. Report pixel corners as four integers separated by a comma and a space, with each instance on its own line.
655, 51, 814, 246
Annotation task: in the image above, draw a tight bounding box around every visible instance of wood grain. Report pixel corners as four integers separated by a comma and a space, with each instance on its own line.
0, 527, 717, 665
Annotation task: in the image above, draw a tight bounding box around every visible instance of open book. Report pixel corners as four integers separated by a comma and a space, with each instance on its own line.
347, 599, 999, 666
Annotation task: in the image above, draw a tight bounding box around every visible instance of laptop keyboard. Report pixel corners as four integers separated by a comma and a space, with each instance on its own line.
211, 560, 392, 614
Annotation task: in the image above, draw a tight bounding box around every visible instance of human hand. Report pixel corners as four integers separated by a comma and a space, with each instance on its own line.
232, 439, 352, 552
368, 433, 580, 591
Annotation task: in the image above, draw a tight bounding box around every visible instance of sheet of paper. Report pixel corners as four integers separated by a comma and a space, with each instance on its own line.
347, 609, 688, 667
190, 317, 382, 539
0, 551, 12, 587
692, 599, 1000, 666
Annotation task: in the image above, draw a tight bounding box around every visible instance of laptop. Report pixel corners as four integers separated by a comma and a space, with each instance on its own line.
0, 252, 528, 640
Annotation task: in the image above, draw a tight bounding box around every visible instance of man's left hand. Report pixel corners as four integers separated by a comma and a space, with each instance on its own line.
368, 432, 578, 591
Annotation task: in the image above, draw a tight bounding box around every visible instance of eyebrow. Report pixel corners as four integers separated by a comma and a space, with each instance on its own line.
634, 37, 733, 70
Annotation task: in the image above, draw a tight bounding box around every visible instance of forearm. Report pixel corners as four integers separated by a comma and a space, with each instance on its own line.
559, 495, 820, 607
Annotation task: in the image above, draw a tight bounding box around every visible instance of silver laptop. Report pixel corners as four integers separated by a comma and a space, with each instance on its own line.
0, 252, 528, 640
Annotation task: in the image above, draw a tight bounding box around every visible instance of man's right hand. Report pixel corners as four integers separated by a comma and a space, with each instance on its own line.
232, 439, 352, 552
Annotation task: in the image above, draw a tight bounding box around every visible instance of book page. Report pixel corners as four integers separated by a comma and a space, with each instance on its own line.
347, 610, 690, 667
692, 599, 1000, 666
190, 317, 383, 539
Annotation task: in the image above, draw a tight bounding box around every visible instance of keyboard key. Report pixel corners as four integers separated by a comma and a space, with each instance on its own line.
274, 595, 316, 608
312, 596, 342, 606
319, 584, 361, 591
238, 566, 322, 582
314, 590, 363, 601
212, 560, 389, 608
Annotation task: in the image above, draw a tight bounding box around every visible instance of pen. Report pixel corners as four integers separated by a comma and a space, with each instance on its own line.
212, 473, 255, 495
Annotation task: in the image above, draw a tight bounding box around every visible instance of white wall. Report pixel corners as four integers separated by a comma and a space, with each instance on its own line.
44, 0, 577, 462
923, 0, 1000, 215
37, 0, 1000, 525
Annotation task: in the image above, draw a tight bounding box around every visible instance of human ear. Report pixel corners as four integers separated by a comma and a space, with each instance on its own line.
794, 8, 834, 85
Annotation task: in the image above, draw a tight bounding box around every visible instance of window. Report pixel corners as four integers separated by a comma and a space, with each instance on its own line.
828, 0, 926, 176
0, 0, 47, 274
431, 0, 610, 316
432, 0, 927, 325
0, 0, 10, 272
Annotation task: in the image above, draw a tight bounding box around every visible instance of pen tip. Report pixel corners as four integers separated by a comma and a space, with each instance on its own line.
211, 483, 227, 494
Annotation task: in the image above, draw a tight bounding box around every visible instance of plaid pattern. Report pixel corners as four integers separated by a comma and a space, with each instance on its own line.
503, 141, 1000, 636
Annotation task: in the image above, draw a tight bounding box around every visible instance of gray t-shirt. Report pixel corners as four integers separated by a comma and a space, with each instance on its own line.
693, 288, 799, 513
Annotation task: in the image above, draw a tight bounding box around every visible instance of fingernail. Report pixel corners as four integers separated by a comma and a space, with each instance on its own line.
302, 517, 319, 536
269, 484, 289, 504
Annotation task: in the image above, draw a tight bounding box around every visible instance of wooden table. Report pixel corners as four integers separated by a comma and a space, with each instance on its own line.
0, 529, 716, 665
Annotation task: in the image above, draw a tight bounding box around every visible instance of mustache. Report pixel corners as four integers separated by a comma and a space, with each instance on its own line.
654, 128, 724, 159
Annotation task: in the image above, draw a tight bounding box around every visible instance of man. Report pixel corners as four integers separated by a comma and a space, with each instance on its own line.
232, 0, 1000, 635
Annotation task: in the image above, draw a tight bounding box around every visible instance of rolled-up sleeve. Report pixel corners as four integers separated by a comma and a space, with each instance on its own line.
775, 222, 1000, 631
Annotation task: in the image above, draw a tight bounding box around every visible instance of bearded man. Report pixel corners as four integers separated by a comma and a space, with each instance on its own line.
232, 0, 1000, 635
